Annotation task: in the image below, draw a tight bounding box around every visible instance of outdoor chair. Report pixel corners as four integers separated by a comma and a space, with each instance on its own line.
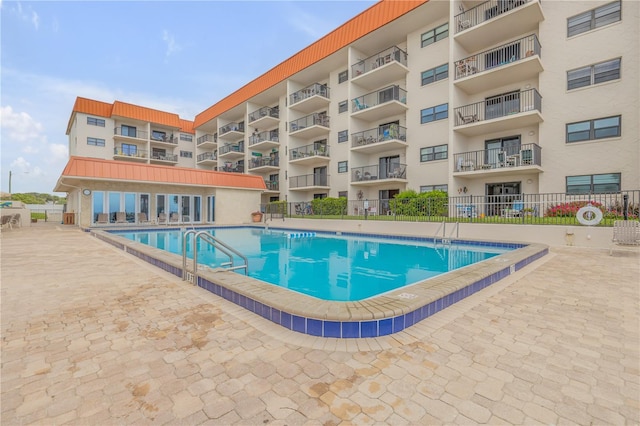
157, 213, 167, 225
137, 212, 151, 224
610, 220, 640, 255
502, 200, 524, 218
169, 213, 180, 224
9, 214, 21, 228
97, 213, 109, 224
353, 99, 369, 111
115, 212, 128, 224
1, 215, 12, 230
457, 110, 478, 125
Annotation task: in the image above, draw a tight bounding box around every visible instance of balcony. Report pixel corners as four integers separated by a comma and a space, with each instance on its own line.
351, 164, 407, 186
264, 180, 280, 192
218, 143, 244, 160
289, 113, 330, 139
113, 146, 147, 162
114, 127, 148, 141
150, 131, 178, 147
289, 173, 330, 191
150, 153, 178, 164
351, 46, 409, 90
351, 86, 408, 122
289, 142, 330, 166
289, 83, 330, 113
453, 143, 542, 177
248, 106, 280, 128
219, 162, 244, 173
454, 34, 543, 94
218, 122, 244, 139
248, 129, 279, 150
197, 152, 217, 165
197, 134, 217, 148
455, 0, 544, 52
249, 154, 279, 172
351, 125, 407, 154
454, 88, 542, 136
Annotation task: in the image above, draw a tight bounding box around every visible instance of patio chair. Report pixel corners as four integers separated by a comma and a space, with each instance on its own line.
353, 98, 369, 111
502, 200, 524, 218
520, 148, 533, 165
97, 213, 109, 224
169, 213, 180, 224
610, 220, 640, 255
137, 212, 151, 224
115, 212, 128, 224
157, 213, 167, 225
457, 110, 478, 125
1, 215, 12, 230
9, 214, 21, 228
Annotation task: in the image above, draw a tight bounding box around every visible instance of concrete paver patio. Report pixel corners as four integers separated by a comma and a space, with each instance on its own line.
1, 223, 638, 425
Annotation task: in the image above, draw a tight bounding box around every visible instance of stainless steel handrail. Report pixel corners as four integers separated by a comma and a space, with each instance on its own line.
182, 229, 198, 280
185, 230, 248, 285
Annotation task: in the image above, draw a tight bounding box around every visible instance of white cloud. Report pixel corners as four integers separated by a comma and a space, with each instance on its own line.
8, 1, 40, 30
162, 30, 182, 62
48, 144, 68, 163
0, 105, 44, 142
31, 9, 39, 30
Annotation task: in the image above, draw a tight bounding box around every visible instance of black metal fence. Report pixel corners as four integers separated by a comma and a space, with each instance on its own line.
261, 190, 640, 226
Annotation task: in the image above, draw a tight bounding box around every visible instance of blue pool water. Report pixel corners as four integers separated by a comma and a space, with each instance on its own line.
117, 228, 512, 301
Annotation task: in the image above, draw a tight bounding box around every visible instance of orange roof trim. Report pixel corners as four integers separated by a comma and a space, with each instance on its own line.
67, 97, 195, 135
55, 157, 266, 191
193, 0, 428, 128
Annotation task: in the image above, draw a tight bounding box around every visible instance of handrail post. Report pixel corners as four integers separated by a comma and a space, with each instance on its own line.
182, 229, 197, 280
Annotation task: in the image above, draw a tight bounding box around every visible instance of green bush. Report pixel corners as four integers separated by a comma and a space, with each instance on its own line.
265, 200, 288, 215
310, 197, 347, 215
389, 190, 448, 216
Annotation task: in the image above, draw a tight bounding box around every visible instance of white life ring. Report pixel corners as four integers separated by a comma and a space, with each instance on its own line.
576, 205, 603, 226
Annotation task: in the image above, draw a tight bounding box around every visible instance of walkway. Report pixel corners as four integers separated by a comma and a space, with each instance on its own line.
1, 224, 638, 424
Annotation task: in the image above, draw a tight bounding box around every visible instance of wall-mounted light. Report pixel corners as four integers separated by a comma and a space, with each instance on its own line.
526, 179, 533, 184
528, 130, 535, 136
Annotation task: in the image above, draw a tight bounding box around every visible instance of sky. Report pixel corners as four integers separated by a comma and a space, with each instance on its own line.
0, 0, 376, 195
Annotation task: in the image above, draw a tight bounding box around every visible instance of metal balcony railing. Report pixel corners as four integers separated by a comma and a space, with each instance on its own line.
264, 180, 279, 191
150, 153, 178, 162
219, 122, 244, 136
249, 129, 279, 146
248, 106, 279, 123
454, 88, 542, 126
197, 152, 217, 162
352, 85, 407, 112
351, 45, 408, 77
455, 34, 541, 79
249, 156, 279, 169
219, 143, 244, 155
453, 143, 541, 172
351, 125, 407, 148
114, 146, 147, 158
289, 83, 330, 105
289, 174, 330, 188
220, 163, 244, 173
455, 0, 533, 33
114, 127, 148, 139
197, 134, 217, 145
150, 132, 178, 144
289, 113, 330, 132
352, 163, 407, 182
290, 142, 329, 160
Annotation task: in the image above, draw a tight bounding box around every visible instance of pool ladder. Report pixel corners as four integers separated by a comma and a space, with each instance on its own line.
182, 230, 248, 285
433, 221, 459, 245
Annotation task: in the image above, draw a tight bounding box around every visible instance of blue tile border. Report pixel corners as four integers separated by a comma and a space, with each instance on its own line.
94, 228, 548, 338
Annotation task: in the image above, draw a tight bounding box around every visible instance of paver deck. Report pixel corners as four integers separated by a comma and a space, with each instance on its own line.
1, 223, 639, 425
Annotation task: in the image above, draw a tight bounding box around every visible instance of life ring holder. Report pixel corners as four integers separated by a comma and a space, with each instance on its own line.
576, 204, 603, 226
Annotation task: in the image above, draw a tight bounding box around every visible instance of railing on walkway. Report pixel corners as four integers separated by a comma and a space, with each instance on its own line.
261, 191, 639, 226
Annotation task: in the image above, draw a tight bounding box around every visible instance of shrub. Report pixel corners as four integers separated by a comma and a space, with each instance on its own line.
265, 200, 287, 215
310, 197, 347, 215
545, 201, 603, 217
389, 189, 448, 216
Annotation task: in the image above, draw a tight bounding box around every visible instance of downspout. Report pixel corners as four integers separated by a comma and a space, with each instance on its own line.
60, 179, 83, 227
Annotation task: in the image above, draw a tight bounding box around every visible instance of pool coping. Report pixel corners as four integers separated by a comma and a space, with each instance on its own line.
90, 226, 548, 338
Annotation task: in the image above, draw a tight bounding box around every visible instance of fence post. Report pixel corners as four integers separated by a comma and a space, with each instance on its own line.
623, 194, 628, 220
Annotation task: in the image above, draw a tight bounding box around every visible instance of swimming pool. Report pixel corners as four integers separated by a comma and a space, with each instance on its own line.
98, 226, 547, 338
117, 227, 512, 301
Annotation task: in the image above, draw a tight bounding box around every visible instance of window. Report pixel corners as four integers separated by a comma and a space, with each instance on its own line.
568, 58, 621, 90
567, 116, 621, 143
338, 130, 348, 143
421, 64, 448, 86
87, 117, 105, 127
421, 23, 448, 48
568, 1, 621, 37
420, 103, 448, 124
338, 70, 348, 83
566, 173, 621, 194
121, 143, 137, 156
420, 184, 448, 193
338, 161, 348, 173
87, 137, 105, 147
338, 191, 348, 198
151, 130, 166, 141
180, 133, 193, 142
180, 150, 193, 158
121, 125, 137, 137
420, 144, 448, 162
338, 100, 348, 114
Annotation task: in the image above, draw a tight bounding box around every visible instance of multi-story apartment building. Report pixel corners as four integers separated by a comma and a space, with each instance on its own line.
60, 0, 639, 225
